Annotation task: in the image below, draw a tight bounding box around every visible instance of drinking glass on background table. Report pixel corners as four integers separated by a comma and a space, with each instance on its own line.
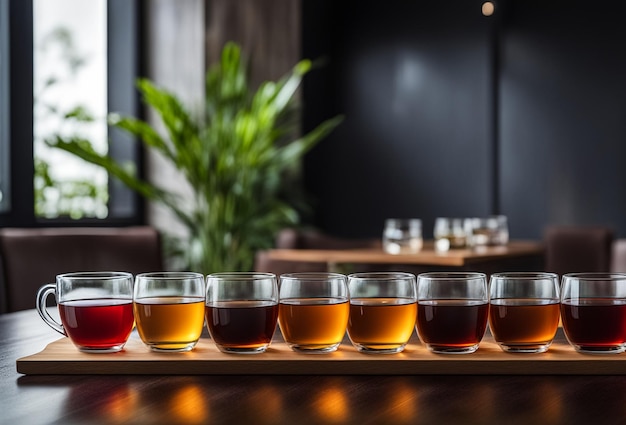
560, 273, 626, 354
134, 272, 206, 352
279, 272, 349, 353
383, 219, 423, 254
433, 218, 471, 251
36, 271, 135, 353
346, 272, 417, 354
416, 272, 489, 354
489, 272, 560, 353
469, 215, 509, 247
206, 272, 279, 354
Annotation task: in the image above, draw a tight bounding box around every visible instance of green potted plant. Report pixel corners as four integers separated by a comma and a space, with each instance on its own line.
47, 42, 343, 274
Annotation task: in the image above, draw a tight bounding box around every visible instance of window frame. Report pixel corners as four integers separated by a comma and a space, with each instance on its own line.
0, 0, 144, 227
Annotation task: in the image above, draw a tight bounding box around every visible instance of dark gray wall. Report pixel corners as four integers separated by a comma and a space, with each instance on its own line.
302, 0, 626, 240
499, 1, 626, 239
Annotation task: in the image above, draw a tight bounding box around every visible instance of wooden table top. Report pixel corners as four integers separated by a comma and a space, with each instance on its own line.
265, 240, 544, 267
4, 308, 626, 424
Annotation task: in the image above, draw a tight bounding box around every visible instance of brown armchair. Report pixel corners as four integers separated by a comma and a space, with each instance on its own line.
0, 226, 164, 313
543, 225, 614, 277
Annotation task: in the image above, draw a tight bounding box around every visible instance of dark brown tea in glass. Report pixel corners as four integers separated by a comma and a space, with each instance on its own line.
560, 273, 626, 354
206, 300, 279, 350
416, 272, 489, 354
206, 272, 279, 354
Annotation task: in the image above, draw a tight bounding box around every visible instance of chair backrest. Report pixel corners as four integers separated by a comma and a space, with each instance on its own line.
0, 226, 164, 313
611, 239, 626, 273
544, 225, 614, 277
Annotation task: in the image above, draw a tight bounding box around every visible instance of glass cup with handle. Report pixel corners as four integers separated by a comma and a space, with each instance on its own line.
416, 272, 489, 354
346, 272, 417, 354
560, 272, 626, 354
134, 271, 206, 352
36, 271, 135, 353
279, 272, 349, 353
489, 272, 560, 353
206, 272, 279, 354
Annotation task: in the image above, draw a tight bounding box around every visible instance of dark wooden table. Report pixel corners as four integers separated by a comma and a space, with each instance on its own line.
4, 309, 626, 424
265, 240, 545, 275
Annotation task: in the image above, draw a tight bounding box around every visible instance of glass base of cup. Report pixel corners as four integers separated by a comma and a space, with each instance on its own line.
77, 344, 126, 353
497, 342, 552, 354
287, 342, 341, 354
147, 342, 198, 352
427, 343, 479, 354
217, 345, 270, 354
571, 344, 626, 354
352, 343, 407, 354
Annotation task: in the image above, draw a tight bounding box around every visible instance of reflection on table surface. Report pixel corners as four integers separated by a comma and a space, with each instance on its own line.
5, 309, 626, 424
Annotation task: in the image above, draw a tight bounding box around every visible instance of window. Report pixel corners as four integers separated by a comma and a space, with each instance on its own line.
0, 0, 141, 226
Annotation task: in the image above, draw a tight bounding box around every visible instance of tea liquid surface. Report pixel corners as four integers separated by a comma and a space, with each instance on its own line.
279, 298, 349, 347
206, 300, 279, 349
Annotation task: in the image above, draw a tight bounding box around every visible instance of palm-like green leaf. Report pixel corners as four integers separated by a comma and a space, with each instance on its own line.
48, 42, 343, 273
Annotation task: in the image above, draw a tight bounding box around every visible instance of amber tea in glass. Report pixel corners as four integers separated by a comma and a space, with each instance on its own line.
347, 272, 417, 354
489, 272, 560, 353
134, 272, 205, 352
279, 272, 349, 353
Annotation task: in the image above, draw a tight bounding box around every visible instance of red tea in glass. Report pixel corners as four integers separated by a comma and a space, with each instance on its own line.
560, 299, 626, 352
560, 273, 626, 354
37, 271, 135, 353
59, 299, 135, 349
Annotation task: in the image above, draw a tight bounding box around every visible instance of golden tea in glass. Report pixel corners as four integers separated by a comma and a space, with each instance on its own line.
346, 272, 417, 354
134, 272, 205, 352
279, 272, 349, 353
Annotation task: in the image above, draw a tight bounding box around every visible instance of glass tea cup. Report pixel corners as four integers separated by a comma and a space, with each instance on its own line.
206, 272, 279, 354
133, 272, 206, 352
278, 272, 349, 353
560, 273, 626, 354
489, 272, 560, 353
36, 271, 135, 353
416, 272, 489, 354
434, 218, 471, 251
346, 272, 417, 354
469, 215, 509, 247
382, 218, 423, 254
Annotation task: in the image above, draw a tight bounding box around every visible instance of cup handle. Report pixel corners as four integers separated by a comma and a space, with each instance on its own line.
36, 284, 65, 336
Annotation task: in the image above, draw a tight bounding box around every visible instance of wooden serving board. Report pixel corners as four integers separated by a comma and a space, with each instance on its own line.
16, 330, 626, 376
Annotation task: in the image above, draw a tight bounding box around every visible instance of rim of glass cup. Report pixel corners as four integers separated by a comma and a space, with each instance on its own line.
57, 271, 134, 280
207, 272, 277, 280
135, 271, 204, 280
417, 271, 486, 281
490, 271, 558, 280
280, 272, 346, 281
562, 272, 626, 281
347, 271, 416, 280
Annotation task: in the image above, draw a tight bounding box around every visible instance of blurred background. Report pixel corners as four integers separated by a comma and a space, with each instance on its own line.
1, 0, 625, 244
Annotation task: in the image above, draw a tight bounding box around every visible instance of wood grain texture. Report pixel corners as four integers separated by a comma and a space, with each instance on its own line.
17, 329, 626, 376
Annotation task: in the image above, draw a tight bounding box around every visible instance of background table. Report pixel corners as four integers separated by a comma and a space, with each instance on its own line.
264, 240, 545, 275
4, 309, 626, 424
